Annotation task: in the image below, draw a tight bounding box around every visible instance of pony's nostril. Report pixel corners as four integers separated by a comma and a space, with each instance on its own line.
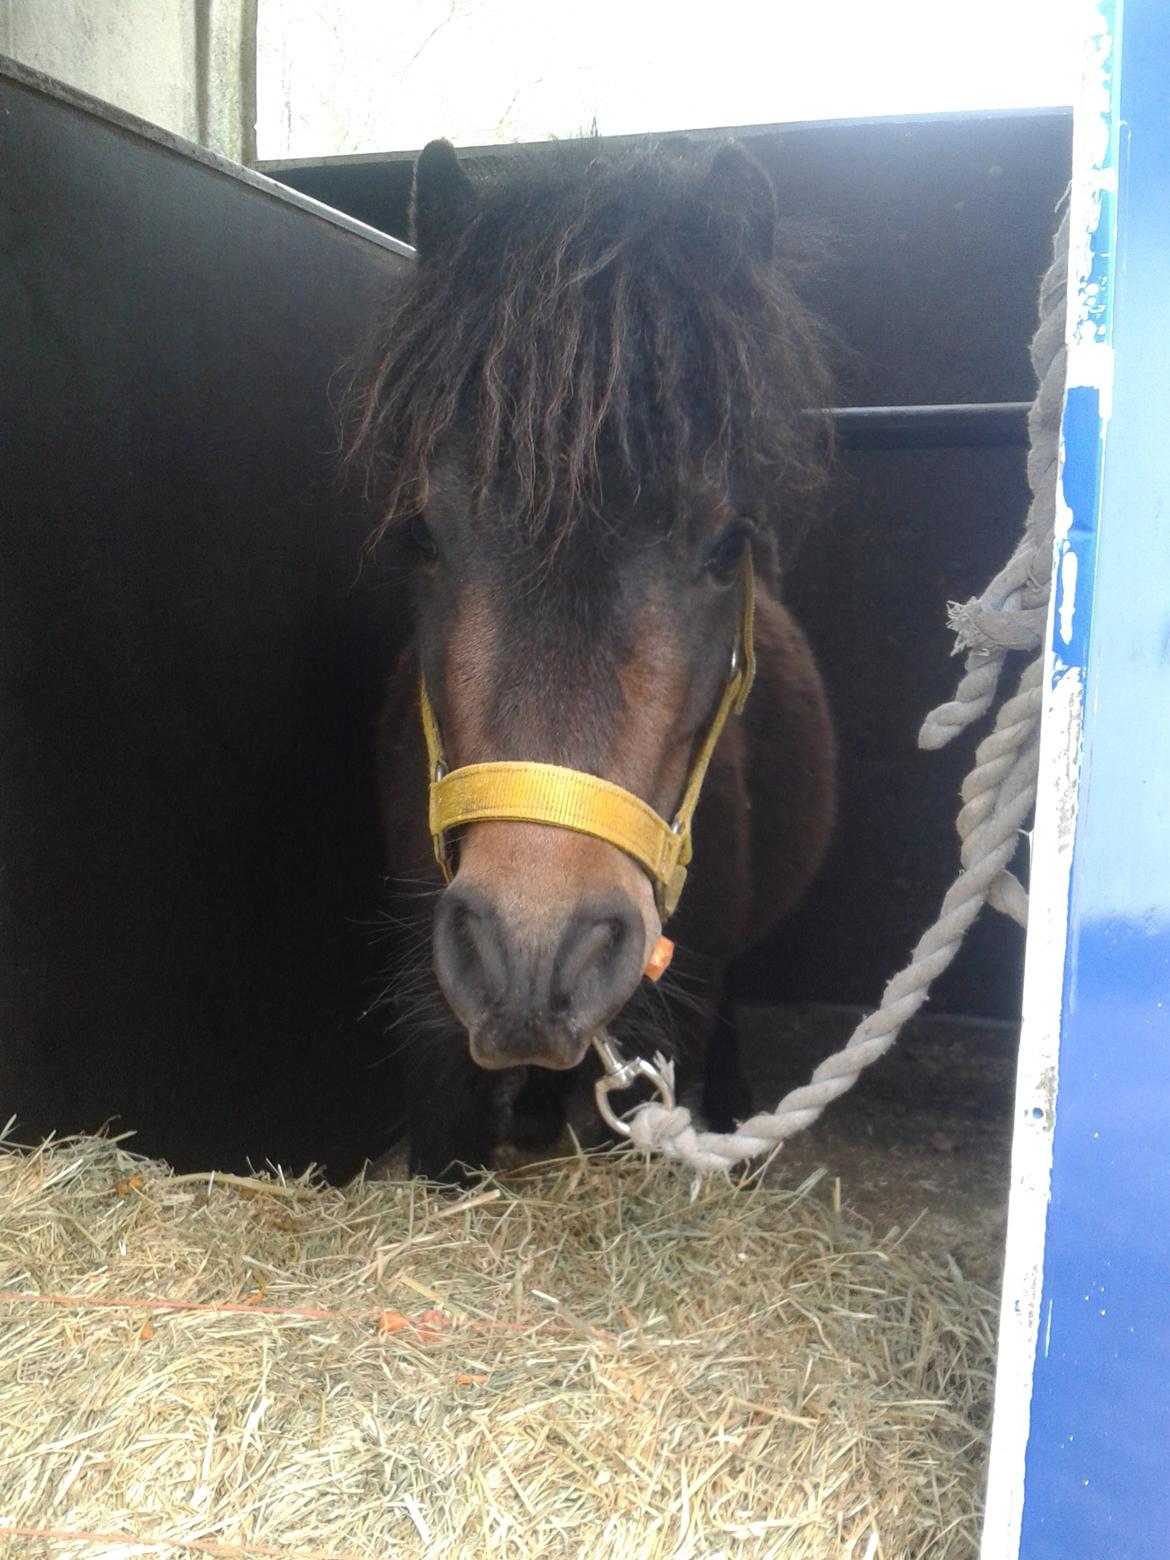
552, 918, 619, 1011
433, 884, 506, 1026
552, 900, 643, 1032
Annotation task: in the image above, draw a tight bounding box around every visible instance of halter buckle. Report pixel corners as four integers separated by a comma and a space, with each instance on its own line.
431, 761, 452, 875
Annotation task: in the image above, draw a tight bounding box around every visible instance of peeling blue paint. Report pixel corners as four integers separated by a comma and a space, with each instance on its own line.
1054, 385, 1102, 668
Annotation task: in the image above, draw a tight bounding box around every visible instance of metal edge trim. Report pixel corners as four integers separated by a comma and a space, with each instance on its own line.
0, 51, 416, 262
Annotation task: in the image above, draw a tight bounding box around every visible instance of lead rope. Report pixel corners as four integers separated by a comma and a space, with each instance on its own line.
620, 207, 1069, 1174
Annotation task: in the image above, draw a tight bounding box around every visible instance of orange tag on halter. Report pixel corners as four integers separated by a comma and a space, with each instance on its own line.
643, 936, 674, 982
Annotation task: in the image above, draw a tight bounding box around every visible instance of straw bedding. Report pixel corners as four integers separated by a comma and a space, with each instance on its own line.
0, 1134, 996, 1559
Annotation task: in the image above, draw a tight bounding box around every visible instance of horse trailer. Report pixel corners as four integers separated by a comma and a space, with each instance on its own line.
1, 0, 1166, 1549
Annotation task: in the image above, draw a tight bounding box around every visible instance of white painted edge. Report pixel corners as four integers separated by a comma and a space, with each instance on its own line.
979, 3, 1116, 1554
980, 665, 1081, 1556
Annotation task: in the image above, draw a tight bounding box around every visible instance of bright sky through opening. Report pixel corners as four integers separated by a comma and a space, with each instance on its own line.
258, 0, 1082, 161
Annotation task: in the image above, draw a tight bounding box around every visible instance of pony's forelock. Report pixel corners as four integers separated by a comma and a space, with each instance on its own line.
344, 143, 834, 552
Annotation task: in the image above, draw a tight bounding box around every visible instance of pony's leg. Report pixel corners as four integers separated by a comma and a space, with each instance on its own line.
510, 1066, 573, 1150
700, 973, 754, 1132
404, 1036, 496, 1183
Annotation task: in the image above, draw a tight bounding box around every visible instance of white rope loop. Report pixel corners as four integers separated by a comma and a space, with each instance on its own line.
627, 207, 1070, 1174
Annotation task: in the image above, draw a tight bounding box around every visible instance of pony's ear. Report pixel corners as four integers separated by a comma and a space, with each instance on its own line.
704, 143, 778, 264
411, 139, 476, 260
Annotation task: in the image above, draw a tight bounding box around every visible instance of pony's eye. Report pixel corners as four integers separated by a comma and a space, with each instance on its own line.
409, 515, 439, 564
704, 525, 749, 582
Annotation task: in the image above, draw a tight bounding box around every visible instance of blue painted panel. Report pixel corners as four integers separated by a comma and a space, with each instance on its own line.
1019, 0, 1170, 1553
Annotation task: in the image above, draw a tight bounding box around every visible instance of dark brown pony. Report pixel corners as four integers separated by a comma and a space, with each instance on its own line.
349, 139, 836, 1180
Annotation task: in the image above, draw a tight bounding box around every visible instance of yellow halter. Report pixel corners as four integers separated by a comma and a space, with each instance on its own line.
419, 550, 756, 920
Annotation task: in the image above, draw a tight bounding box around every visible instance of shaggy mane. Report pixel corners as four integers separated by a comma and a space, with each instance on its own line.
345, 142, 834, 548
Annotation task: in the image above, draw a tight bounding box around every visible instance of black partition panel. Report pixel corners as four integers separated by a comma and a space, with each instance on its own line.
0, 62, 412, 1174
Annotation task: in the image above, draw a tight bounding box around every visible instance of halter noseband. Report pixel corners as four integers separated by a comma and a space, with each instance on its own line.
419, 550, 756, 921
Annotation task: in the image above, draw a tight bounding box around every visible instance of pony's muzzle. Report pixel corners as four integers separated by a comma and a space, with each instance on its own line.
433, 880, 647, 1070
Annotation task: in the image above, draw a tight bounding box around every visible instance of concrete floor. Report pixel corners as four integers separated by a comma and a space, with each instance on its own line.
737, 1003, 1017, 1284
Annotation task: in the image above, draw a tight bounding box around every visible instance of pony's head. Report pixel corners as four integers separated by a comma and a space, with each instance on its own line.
349, 139, 831, 1072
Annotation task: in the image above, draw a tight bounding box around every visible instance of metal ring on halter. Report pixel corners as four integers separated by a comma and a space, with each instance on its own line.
432, 760, 451, 871
591, 1031, 675, 1137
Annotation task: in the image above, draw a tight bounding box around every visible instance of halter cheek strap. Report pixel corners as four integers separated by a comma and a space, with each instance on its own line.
419, 550, 756, 921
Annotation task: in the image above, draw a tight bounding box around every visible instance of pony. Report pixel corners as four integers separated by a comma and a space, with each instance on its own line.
347, 138, 837, 1180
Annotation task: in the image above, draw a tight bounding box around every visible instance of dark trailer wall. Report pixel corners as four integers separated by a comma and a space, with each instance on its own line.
0, 59, 413, 1175
266, 111, 1073, 1026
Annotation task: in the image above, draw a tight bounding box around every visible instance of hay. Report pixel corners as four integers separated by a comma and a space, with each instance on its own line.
0, 1134, 996, 1559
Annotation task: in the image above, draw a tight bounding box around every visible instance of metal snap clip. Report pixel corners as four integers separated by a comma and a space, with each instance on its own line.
591, 1030, 675, 1137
